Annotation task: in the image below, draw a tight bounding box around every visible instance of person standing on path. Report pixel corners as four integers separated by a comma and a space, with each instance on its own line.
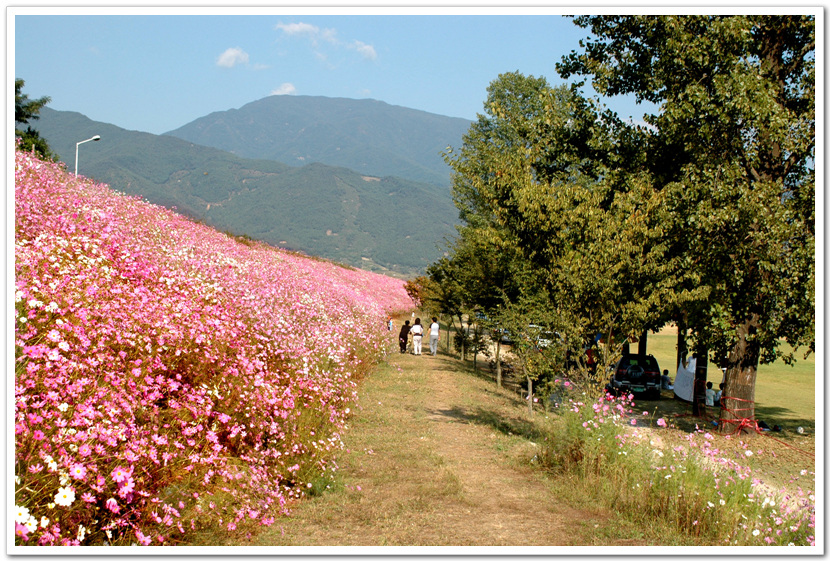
410, 318, 424, 355
428, 317, 440, 356
398, 320, 411, 354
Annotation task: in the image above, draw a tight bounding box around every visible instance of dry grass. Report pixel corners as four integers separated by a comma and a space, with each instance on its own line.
185, 328, 816, 549
192, 346, 652, 548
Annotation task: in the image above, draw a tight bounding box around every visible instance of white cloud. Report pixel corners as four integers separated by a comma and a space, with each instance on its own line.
216, 47, 249, 68
275, 21, 376, 62
275, 22, 319, 37
350, 41, 377, 60
271, 83, 297, 96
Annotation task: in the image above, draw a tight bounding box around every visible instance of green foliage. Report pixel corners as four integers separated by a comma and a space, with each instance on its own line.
15, 79, 55, 160
434, 17, 815, 425
558, 15, 815, 419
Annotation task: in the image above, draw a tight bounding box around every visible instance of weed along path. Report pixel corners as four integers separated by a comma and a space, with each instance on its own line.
244, 351, 636, 549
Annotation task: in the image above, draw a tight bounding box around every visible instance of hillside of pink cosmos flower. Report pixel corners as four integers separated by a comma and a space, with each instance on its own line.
13, 146, 414, 546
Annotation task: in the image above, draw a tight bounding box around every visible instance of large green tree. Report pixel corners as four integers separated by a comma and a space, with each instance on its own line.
446, 72, 684, 359
441, 72, 674, 399
15, 78, 55, 160
558, 15, 816, 429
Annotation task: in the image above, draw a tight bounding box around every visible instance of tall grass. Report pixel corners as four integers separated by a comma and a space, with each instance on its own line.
538, 390, 816, 546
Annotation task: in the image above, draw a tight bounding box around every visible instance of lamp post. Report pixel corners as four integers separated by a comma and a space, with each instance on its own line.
74, 135, 101, 176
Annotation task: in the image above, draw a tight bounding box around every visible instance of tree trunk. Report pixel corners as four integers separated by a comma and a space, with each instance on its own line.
527, 375, 533, 415
692, 348, 708, 417
638, 330, 648, 355
495, 339, 502, 387
719, 316, 761, 434
473, 323, 480, 370
456, 313, 466, 360
676, 319, 688, 372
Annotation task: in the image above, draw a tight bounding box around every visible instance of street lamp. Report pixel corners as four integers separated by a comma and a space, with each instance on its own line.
74, 135, 101, 176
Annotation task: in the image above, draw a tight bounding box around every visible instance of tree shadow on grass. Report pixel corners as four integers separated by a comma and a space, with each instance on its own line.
425, 404, 545, 442
448, 355, 527, 397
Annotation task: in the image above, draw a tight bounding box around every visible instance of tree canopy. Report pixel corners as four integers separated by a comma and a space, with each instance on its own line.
15, 79, 55, 160
432, 16, 815, 425
558, 15, 815, 426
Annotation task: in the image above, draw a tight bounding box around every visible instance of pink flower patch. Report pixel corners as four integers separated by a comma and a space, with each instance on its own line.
111, 466, 131, 483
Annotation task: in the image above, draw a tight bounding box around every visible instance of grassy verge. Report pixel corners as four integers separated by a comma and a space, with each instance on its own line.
534, 391, 816, 546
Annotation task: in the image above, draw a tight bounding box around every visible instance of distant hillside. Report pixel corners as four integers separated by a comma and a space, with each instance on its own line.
164, 95, 472, 186
31, 107, 458, 276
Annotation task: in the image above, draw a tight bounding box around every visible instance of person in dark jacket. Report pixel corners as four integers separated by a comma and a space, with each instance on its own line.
398, 320, 411, 353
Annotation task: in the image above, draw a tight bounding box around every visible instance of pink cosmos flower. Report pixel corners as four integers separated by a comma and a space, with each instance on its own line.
134, 529, 151, 546
111, 466, 130, 483
32, 430, 45, 441
81, 492, 96, 503
15, 522, 29, 542
105, 498, 119, 513
117, 477, 135, 497
77, 443, 91, 457
70, 463, 87, 479
657, 418, 667, 427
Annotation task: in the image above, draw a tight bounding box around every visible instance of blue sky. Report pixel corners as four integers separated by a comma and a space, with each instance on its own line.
12, 9, 659, 135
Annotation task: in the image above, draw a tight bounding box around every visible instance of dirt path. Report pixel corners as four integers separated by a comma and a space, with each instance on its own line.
233, 350, 641, 549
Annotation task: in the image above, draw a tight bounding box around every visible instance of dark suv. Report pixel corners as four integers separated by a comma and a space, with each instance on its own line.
606, 354, 662, 399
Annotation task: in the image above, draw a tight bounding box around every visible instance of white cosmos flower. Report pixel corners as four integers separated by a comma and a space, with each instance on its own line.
54, 486, 75, 507
14, 505, 30, 523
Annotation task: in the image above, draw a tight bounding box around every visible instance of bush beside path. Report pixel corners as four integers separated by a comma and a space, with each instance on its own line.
206, 351, 643, 548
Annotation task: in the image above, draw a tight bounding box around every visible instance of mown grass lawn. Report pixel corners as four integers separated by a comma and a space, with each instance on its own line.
645, 330, 816, 426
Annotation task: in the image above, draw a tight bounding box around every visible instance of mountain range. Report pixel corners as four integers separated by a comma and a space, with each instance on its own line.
165, 95, 472, 187
29, 97, 473, 276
